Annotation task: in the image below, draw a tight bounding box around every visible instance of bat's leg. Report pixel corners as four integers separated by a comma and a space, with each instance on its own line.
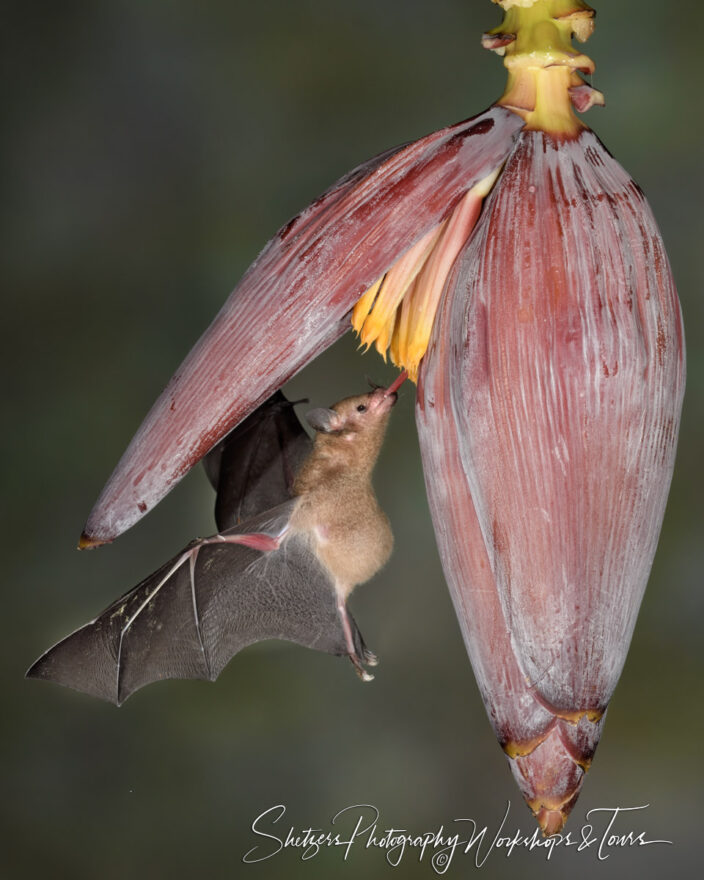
211, 531, 285, 552
336, 595, 374, 682
354, 626, 379, 667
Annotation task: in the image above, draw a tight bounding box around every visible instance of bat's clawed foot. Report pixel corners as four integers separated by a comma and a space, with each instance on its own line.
338, 598, 377, 682
362, 646, 378, 667
349, 653, 375, 682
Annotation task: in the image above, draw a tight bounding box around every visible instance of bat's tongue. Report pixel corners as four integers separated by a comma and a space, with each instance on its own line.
384, 370, 408, 398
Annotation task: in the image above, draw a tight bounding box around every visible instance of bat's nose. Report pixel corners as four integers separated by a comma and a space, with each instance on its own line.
369, 388, 397, 412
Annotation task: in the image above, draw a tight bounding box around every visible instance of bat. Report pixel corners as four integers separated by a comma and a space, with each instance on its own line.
27, 375, 406, 705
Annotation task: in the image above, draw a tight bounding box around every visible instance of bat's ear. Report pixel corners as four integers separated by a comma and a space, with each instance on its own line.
305, 407, 342, 434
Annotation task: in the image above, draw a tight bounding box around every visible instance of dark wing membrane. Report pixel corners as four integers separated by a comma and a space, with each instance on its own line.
26, 551, 204, 705
193, 533, 365, 680
28, 524, 366, 705
203, 391, 312, 530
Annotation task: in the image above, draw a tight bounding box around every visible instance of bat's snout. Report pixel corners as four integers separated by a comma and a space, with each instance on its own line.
368, 387, 397, 415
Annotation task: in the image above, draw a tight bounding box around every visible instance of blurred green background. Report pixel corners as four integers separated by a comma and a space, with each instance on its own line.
2, 0, 702, 877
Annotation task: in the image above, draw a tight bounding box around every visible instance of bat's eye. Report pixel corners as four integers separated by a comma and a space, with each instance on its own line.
357, 404, 367, 413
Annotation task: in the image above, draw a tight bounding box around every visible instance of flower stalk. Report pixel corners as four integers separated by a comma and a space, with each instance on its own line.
487, 0, 602, 134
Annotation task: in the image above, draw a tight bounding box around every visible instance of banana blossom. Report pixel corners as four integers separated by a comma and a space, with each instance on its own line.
79, 0, 685, 835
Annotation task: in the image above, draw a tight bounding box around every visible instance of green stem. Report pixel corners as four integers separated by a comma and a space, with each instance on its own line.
485, 0, 600, 136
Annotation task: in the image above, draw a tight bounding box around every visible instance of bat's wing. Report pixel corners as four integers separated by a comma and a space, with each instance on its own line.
202, 391, 312, 530
27, 504, 372, 706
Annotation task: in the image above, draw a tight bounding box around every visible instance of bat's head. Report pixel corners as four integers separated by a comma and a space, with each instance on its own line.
304, 382, 405, 475
306, 387, 398, 436
305, 391, 393, 475
304, 372, 406, 474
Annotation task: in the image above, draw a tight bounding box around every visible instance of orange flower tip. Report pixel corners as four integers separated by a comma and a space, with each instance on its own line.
77, 532, 109, 550
373, 329, 391, 360
405, 342, 430, 374
357, 326, 376, 351
536, 808, 567, 838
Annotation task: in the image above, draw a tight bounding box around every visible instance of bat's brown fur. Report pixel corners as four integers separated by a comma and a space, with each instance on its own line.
292, 389, 395, 598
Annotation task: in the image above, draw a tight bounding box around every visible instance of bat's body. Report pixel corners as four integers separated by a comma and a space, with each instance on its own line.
28, 382, 402, 705
292, 393, 394, 599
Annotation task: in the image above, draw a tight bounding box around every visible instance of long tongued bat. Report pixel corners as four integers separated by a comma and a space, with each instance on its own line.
27, 376, 406, 705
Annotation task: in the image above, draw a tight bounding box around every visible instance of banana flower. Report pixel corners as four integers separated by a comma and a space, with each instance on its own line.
78, 0, 685, 835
